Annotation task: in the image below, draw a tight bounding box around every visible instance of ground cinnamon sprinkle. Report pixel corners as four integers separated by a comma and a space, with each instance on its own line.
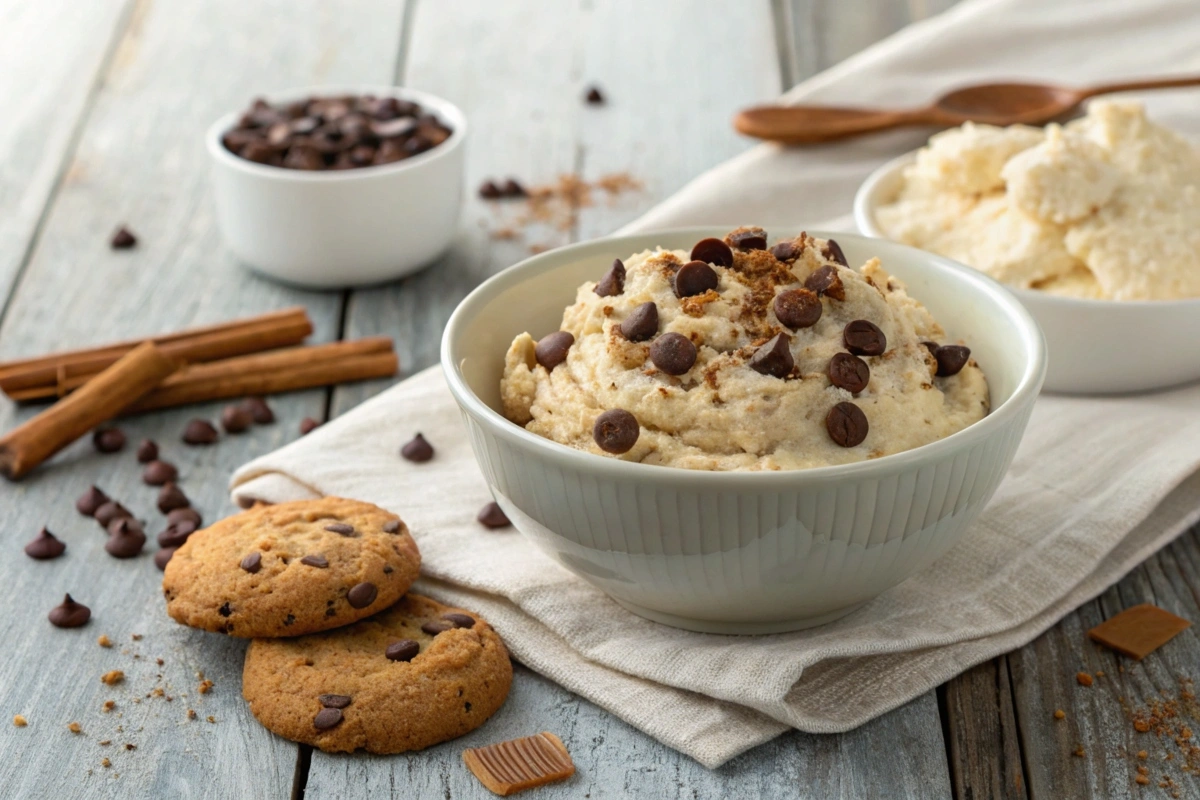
1125, 678, 1200, 782
482, 172, 642, 249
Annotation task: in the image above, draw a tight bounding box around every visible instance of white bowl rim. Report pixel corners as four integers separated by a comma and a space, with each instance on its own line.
854, 151, 1200, 310
441, 227, 1047, 487
205, 84, 468, 183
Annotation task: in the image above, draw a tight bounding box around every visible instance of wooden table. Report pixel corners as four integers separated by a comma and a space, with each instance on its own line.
2, 1, 1198, 797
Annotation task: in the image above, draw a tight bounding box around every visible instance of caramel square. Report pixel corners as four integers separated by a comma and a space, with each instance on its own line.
1087, 603, 1191, 660
463, 731, 574, 796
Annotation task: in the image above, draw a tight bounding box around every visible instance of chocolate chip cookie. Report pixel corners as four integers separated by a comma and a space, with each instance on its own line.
162, 498, 419, 637
242, 594, 512, 753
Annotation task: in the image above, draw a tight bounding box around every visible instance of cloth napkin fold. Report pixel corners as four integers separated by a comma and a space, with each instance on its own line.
232, 0, 1200, 768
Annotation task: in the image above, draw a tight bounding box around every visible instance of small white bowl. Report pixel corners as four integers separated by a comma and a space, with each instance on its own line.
206, 86, 467, 288
442, 229, 1045, 633
855, 153, 1200, 394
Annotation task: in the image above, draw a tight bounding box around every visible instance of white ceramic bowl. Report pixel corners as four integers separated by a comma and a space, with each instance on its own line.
441, 229, 1045, 633
206, 86, 466, 288
855, 153, 1200, 394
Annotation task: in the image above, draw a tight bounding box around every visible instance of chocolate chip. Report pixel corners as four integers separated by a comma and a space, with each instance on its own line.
934, 345, 971, 377
107, 515, 143, 536
314, 708, 343, 730
773, 288, 822, 330
421, 620, 453, 635
25, 528, 66, 560
105, 520, 146, 558
479, 180, 503, 199
595, 259, 625, 297
585, 85, 606, 105
157, 483, 190, 514
371, 117, 416, 139
157, 520, 197, 549
729, 228, 767, 251
94, 501, 132, 528
385, 640, 420, 662
383, 564, 394, 574
770, 241, 800, 262
136, 439, 159, 463
690, 238, 733, 268
167, 507, 202, 528
920, 341, 940, 357
826, 401, 868, 447
240, 552, 262, 574
301, 554, 329, 568
535, 331, 574, 371
828, 353, 870, 394
110, 226, 137, 249
347, 582, 378, 609
324, 523, 355, 537
154, 547, 177, 571
319, 694, 352, 709
805, 265, 845, 301
49, 594, 90, 628
748, 333, 794, 378
218, 602, 232, 617
593, 409, 639, 454
673, 260, 719, 298
182, 419, 218, 445
502, 178, 527, 198
477, 502, 511, 529
221, 404, 252, 434
76, 486, 110, 517
618, 301, 658, 343
649, 332, 697, 375
400, 433, 434, 463
843, 320, 887, 357
299, 417, 321, 435
92, 428, 126, 454
142, 460, 178, 486
823, 238, 848, 267
241, 396, 275, 425
443, 613, 475, 629
382, 519, 402, 534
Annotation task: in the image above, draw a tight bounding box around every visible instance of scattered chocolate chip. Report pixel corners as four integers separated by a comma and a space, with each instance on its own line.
240, 552, 262, 574
300, 554, 329, 568
110, 226, 137, 249
400, 433, 434, 463
934, 345, 971, 377
826, 401, 869, 448
154, 547, 177, 571
314, 708, 343, 730
157, 520, 197, 549
477, 502, 511, 529
241, 396, 275, 425
585, 85, 606, 105
49, 594, 90, 628
673, 260, 719, 298
182, 419, 218, 446
619, 302, 658, 342
76, 486, 110, 517
167, 507, 202, 528
421, 620, 453, 635
107, 516, 143, 536
324, 523, 355, 536
478, 180, 503, 199
157, 483, 190, 514
299, 417, 321, 435
592, 409, 640, 454
142, 460, 178, 486
843, 320, 887, 357
594, 259, 626, 297
136, 439, 159, 463
770, 241, 800, 262
94, 501, 132, 528
347, 582, 378, 609
25, 528, 66, 560
319, 694, 352, 709
535, 331, 574, 371
443, 613, 475, 629
382, 519, 402, 534
649, 332, 697, 375
690, 238, 733, 268
804, 265, 845, 301
105, 520, 146, 559
501, 178, 526, 198
828, 352, 870, 394
383, 564, 394, 574
748, 333, 794, 378
729, 228, 767, 251
823, 239, 848, 267
385, 640, 420, 662
920, 341, 940, 357
92, 428, 126, 454
221, 405, 252, 434
773, 288, 822, 330
218, 602, 232, 617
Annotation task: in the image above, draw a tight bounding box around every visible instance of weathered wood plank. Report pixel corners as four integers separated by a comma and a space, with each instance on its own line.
942, 657, 1028, 800
0, 1, 408, 797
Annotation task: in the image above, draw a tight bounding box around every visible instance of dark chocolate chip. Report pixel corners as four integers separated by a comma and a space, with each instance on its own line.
240, 552, 262, 574
673, 260, 719, 298
619, 301, 658, 342
182, 419, 219, 445
843, 320, 887, 357
107, 516, 143, 536
649, 332, 697, 375
218, 602, 232, 617
690, 238, 733, 268
25, 528, 66, 560
400, 433, 434, 463
478, 180, 502, 199
934, 345, 971, 377
828, 352, 871, 394
221, 404, 252, 434
157, 483, 190, 514
805, 265, 846, 301
157, 520, 197, 549
110, 226, 137, 249
167, 507, 202, 527
826, 401, 869, 448
585, 85, 606, 105
299, 417, 321, 435
314, 708, 343, 730
319, 694, 352, 709
347, 582, 378, 609
241, 396, 275, 425
748, 333, 794, 378
535, 331, 574, 371
94, 501, 132, 528
382, 519, 402, 534
773, 288, 822, 330
921, 341, 940, 357
770, 241, 800, 262
49, 594, 90, 628
385, 640, 420, 662
324, 523, 355, 537
383, 564, 394, 574
729, 229, 768, 251
76, 486, 110, 517
443, 613, 475, 629
105, 519, 146, 558
595, 259, 626, 297
592, 409, 640, 454
823, 239, 848, 267
477, 502, 511, 529
154, 547, 177, 571
142, 460, 178, 486
92, 428, 126, 454
421, 620, 453, 635
136, 439, 159, 463
300, 554, 329, 568
502, 178, 527, 198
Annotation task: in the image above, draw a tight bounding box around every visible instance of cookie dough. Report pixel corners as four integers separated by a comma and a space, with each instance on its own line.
877, 102, 1200, 300
501, 229, 988, 471
162, 498, 420, 637
242, 594, 512, 753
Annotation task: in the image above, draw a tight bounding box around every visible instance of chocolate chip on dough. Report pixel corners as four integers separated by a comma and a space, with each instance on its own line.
826, 401, 868, 448
689, 238, 733, 268
673, 261, 718, 298
843, 320, 886, 357
934, 345, 971, 377
649, 332, 697, 376
805, 265, 845, 301
619, 302, 658, 342
828, 352, 870, 394
592, 409, 640, 454
748, 333, 793, 379
773, 288, 822, 330
535, 331, 574, 371
594, 259, 625, 297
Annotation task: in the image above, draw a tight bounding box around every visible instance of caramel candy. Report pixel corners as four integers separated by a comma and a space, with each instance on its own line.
462, 731, 574, 796
1087, 603, 1190, 660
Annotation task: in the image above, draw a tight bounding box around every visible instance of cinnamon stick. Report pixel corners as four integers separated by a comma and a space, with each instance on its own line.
0, 342, 178, 480
0, 307, 312, 401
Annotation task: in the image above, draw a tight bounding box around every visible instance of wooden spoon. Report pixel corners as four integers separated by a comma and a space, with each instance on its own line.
734, 75, 1200, 145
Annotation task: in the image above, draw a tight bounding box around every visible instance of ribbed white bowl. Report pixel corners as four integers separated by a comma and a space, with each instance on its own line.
442, 229, 1045, 633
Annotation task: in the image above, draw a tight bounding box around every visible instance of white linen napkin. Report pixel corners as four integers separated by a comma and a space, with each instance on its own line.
231, 0, 1200, 768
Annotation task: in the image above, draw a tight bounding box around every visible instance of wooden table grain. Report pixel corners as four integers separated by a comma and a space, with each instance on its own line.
1, 1, 1197, 798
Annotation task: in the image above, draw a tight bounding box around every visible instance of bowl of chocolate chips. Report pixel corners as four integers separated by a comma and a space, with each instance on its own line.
207, 86, 466, 287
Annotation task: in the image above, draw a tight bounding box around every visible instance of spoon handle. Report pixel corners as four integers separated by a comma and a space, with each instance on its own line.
1080, 74, 1200, 99
733, 104, 952, 144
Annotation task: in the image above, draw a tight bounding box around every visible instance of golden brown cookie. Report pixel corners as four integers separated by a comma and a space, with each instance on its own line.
162, 498, 419, 637
242, 594, 512, 753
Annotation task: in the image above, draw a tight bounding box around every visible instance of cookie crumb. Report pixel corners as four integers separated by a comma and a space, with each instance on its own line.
1076, 671, 1094, 686
67, 722, 82, 734
151, 688, 164, 698
1054, 709, 1065, 720
13, 715, 27, 727
124, 743, 136, 751
198, 679, 214, 695
97, 634, 112, 648
101, 670, 125, 686
1138, 750, 1148, 759
131, 634, 143, 641
206, 715, 215, 724
99, 740, 111, 746
156, 658, 164, 666
101, 758, 111, 769
1095, 670, 1105, 677
187, 709, 196, 720
102, 701, 115, 713
1073, 745, 1085, 757
1136, 774, 1150, 785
